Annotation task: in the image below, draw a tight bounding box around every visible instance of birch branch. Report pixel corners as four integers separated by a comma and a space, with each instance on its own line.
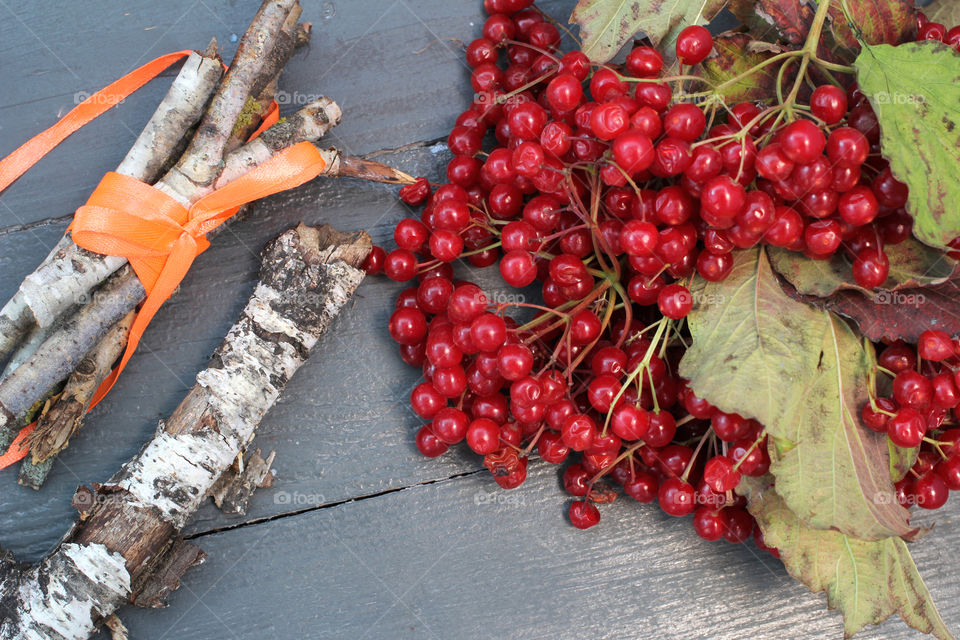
16, 313, 135, 489
0, 98, 341, 452
0, 46, 224, 366
0, 223, 370, 640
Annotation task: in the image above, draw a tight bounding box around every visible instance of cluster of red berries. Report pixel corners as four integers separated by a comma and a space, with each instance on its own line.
363, 0, 951, 549
916, 11, 960, 50
862, 331, 960, 510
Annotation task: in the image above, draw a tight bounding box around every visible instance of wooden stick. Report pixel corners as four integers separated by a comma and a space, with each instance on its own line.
17, 312, 135, 489
0, 224, 370, 640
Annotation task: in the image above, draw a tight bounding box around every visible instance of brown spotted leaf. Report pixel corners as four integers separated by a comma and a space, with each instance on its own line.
679, 248, 913, 541
570, 0, 726, 63
768, 238, 957, 298
748, 487, 955, 640
691, 32, 782, 103
828, 0, 917, 51
855, 42, 960, 250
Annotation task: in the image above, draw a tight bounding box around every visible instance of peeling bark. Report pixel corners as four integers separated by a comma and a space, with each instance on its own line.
209, 448, 276, 515
0, 224, 370, 640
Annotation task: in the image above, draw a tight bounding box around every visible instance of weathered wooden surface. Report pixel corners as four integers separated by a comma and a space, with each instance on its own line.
1, 2, 959, 639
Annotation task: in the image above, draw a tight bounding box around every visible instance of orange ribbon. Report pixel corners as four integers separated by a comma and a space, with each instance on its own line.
0, 52, 323, 469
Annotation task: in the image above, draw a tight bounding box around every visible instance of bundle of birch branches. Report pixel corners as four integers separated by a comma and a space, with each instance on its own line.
0, 0, 405, 489
0, 1, 394, 637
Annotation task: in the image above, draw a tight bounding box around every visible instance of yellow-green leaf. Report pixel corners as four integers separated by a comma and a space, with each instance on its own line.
748, 487, 955, 640
854, 42, 960, 250
570, 0, 725, 63
678, 248, 913, 540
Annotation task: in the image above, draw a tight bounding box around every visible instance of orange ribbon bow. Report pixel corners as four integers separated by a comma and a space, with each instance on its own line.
0, 51, 326, 469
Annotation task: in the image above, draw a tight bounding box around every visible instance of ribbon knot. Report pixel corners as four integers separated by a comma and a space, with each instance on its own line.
70, 140, 329, 408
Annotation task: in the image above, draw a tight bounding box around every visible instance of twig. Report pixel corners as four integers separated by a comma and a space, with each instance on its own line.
17, 312, 135, 489
166, 0, 297, 191
0, 268, 143, 452
0, 223, 370, 640
0, 46, 224, 367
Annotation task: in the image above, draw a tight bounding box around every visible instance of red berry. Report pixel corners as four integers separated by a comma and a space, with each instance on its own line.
918, 329, 954, 362
703, 455, 741, 492
888, 408, 925, 448
499, 250, 538, 287
780, 119, 826, 164
810, 85, 847, 124
626, 46, 663, 77
612, 130, 655, 174
658, 284, 693, 319
416, 425, 449, 457
676, 25, 712, 65
915, 472, 949, 510
852, 248, 889, 289
561, 413, 598, 451
467, 418, 502, 454
568, 501, 601, 529
693, 507, 726, 541
893, 370, 933, 410
546, 73, 583, 112
658, 477, 696, 516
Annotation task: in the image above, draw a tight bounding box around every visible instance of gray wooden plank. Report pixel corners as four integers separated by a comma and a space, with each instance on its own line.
108, 463, 960, 640
0, 143, 505, 560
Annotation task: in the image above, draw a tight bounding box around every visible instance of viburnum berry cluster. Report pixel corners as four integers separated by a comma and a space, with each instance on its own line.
863, 330, 960, 510
361, 0, 953, 552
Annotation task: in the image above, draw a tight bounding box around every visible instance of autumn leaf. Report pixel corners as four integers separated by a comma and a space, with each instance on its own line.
691, 32, 782, 103
806, 277, 960, 344
768, 238, 956, 298
747, 486, 955, 640
854, 42, 960, 250
569, 0, 726, 63
678, 248, 913, 541
828, 0, 916, 51
751, 0, 815, 45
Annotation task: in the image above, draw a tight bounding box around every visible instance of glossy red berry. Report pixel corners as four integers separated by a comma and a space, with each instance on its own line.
780, 119, 826, 164
658, 283, 693, 319
569, 501, 601, 529
612, 130, 655, 174
625, 45, 663, 77
918, 330, 954, 362
809, 85, 847, 124
416, 425, 449, 457
703, 455, 741, 493
892, 370, 933, 410
675, 25, 712, 65
658, 477, 696, 516
466, 418, 502, 454
888, 408, 925, 448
